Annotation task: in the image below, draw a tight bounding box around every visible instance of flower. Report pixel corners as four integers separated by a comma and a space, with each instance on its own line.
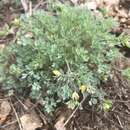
79, 85, 87, 93
72, 91, 79, 100
102, 99, 112, 111
11, 18, 20, 26
52, 70, 61, 76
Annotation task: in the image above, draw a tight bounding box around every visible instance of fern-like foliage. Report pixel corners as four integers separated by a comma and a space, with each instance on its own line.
0, 4, 121, 112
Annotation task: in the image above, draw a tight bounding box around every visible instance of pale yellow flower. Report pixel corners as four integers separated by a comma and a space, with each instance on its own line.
52, 70, 61, 76
72, 91, 79, 100
79, 85, 87, 93
11, 18, 20, 26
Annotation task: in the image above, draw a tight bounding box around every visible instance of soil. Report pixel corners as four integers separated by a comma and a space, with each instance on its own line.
0, 1, 130, 130
0, 4, 22, 45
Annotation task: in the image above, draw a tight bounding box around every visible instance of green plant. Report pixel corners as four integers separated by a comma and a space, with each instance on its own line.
96, 98, 113, 111
122, 67, 130, 80
0, 4, 121, 112
0, 0, 20, 7
119, 33, 130, 48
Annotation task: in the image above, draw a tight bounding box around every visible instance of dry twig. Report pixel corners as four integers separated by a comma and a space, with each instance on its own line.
33, 0, 46, 10
117, 115, 123, 129
36, 108, 48, 125
63, 97, 86, 127
29, 1, 32, 17
20, 0, 28, 13
9, 97, 23, 130
0, 120, 17, 129
14, 95, 28, 110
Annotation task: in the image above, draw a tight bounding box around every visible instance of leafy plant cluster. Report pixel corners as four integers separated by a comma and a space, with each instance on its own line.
0, 4, 121, 112
122, 67, 130, 80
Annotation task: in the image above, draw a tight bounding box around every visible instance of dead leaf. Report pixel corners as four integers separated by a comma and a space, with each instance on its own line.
54, 105, 72, 130
70, 0, 78, 5
105, 0, 119, 5
20, 110, 42, 130
95, 0, 102, 6
0, 100, 11, 124
25, 32, 34, 38
24, 98, 33, 108
125, 19, 130, 25
95, 0, 119, 7
0, 44, 5, 49
118, 9, 128, 18
93, 10, 103, 17
80, 1, 98, 10
120, 17, 127, 23
8, 27, 18, 36
86, 1, 98, 10
55, 116, 66, 130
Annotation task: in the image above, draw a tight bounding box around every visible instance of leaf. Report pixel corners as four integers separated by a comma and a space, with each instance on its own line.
72, 92, 79, 101
79, 85, 87, 93
0, 24, 9, 37
103, 99, 112, 111
52, 70, 61, 76
89, 98, 97, 105
66, 100, 79, 109
86, 1, 98, 10
0, 100, 11, 124
11, 18, 21, 26
55, 116, 66, 130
